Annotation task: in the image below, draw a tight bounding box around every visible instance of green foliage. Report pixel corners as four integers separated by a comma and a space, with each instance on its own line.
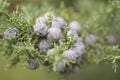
96, 45, 120, 72
0, 0, 9, 15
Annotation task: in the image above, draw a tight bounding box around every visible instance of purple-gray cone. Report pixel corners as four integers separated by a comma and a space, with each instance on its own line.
55, 61, 66, 72
28, 59, 37, 70
75, 40, 85, 55
33, 23, 49, 36
4, 27, 19, 38
70, 37, 84, 56
69, 21, 81, 34
56, 17, 66, 29
85, 34, 96, 45
38, 39, 50, 50
107, 35, 117, 45
63, 49, 77, 61
47, 27, 62, 41
51, 21, 63, 30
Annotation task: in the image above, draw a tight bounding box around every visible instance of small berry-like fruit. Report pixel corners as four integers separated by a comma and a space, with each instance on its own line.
47, 27, 62, 41
55, 61, 66, 72
63, 49, 77, 61
56, 17, 66, 29
38, 39, 50, 50
4, 27, 19, 38
70, 41, 85, 57
69, 21, 81, 34
107, 35, 117, 45
33, 23, 49, 36
51, 21, 62, 30
28, 59, 37, 70
85, 34, 96, 45
75, 41, 85, 54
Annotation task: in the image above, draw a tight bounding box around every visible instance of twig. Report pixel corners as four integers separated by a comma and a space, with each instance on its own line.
0, 34, 4, 38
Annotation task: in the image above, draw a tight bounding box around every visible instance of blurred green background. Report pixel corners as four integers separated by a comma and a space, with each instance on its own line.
1, 58, 120, 80
1, 0, 120, 80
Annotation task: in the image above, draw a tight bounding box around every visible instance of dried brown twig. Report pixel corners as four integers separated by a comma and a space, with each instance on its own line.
0, 34, 4, 38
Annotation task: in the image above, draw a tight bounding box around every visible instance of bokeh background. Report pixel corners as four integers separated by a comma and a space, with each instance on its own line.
0, 0, 120, 80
